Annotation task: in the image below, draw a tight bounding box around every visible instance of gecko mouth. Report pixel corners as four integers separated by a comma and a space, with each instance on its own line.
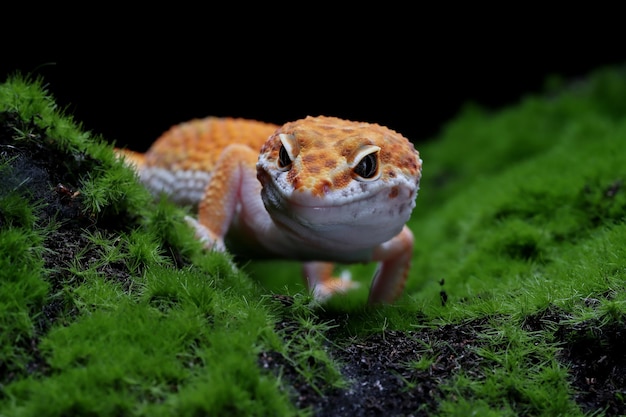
258, 168, 393, 208
262, 176, 386, 212
259, 177, 415, 249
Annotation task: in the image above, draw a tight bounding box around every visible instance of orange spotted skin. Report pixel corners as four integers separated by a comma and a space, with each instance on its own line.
144, 117, 278, 173
119, 117, 278, 208
118, 115, 422, 304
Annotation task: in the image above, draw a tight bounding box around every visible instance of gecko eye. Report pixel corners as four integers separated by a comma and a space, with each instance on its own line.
277, 133, 299, 171
353, 151, 379, 179
278, 144, 292, 168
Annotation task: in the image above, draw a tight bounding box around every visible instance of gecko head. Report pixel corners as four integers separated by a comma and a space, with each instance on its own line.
256, 116, 422, 250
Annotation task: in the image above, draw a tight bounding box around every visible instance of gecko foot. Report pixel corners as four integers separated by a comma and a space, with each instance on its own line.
311, 270, 361, 302
184, 216, 226, 252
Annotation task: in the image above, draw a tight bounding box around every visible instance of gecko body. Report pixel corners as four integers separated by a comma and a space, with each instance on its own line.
118, 115, 422, 303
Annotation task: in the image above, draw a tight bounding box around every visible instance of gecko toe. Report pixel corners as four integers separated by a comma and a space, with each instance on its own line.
312, 273, 361, 302
184, 216, 226, 252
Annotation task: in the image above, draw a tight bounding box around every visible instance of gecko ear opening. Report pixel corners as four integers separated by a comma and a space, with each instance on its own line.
277, 133, 299, 170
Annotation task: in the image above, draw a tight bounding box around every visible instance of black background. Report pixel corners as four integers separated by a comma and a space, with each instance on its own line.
2, 14, 624, 151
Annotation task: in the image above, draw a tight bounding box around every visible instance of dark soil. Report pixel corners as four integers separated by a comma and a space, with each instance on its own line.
2, 111, 626, 416
260, 303, 626, 416
259, 311, 489, 417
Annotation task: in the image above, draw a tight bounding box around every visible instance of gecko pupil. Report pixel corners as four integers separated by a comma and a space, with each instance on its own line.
354, 153, 378, 179
278, 145, 292, 168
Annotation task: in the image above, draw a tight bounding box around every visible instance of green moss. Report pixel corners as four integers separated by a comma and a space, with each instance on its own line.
405, 74, 626, 318
6, 301, 290, 417
0, 162, 48, 379
0, 75, 303, 416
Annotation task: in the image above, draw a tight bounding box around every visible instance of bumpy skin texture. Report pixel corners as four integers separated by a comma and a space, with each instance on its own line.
118, 115, 422, 304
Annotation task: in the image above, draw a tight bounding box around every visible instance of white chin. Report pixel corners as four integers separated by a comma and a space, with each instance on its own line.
263, 185, 415, 250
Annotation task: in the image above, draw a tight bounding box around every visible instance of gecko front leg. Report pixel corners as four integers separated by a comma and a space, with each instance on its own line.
368, 226, 414, 304
185, 143, 262, 252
